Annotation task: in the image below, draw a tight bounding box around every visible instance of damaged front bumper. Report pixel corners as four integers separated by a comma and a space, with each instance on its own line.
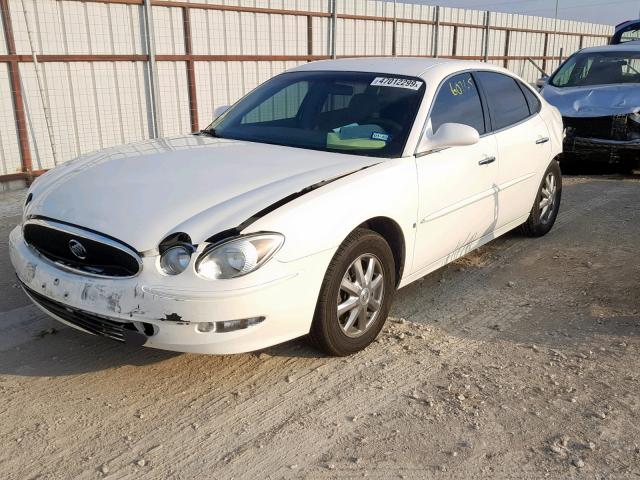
9, 225, 332, 354
563, 114, 640, 162
564, 135, 640, 160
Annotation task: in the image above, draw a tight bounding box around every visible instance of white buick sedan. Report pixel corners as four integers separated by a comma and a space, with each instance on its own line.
10, 58, 563, 356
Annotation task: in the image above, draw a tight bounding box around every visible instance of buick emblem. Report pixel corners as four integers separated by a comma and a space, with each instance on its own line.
68, 239, 87, 260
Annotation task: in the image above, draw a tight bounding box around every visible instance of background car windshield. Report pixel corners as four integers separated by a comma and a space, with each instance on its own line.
550, 50, 640, 87
207, 71, 425, 157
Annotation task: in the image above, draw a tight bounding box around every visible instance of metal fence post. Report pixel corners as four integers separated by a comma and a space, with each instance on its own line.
452, 25, 458, 57
0, 0, 32, 177
483, 10, 491, 62
433, 5, 440, 58
183, 7, 198, 133
331, 0, 337, 59
503, 29, 510, 68
392, 0, 397, 56
143, 0, 162, 138
307, 15, 313, 58
542, 32, 549, 73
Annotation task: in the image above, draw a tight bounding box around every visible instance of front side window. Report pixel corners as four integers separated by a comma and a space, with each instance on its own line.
429, 72, 486, 135
208, 71, 426, 158
476, 71, 531, 131
550, 50, 640, 87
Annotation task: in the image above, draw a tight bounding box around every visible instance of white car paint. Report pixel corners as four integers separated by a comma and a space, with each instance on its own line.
10, 58, 563, 354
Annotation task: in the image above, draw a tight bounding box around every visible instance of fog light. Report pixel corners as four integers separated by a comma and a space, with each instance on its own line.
159, 245, 194, 276
196, 322, 215, 333
215, 316, 265, 333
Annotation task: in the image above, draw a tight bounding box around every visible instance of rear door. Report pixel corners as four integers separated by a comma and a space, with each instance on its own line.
475, 71, 550, 230
412, 71, 499, 274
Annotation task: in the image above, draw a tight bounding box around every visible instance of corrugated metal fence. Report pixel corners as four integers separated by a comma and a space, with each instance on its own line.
0, 0, 613, 183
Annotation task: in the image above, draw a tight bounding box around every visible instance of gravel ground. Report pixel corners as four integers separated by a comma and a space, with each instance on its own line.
0, 175, 638, 479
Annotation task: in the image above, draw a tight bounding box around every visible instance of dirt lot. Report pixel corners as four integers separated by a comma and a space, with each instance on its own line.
0, 174, 639, 479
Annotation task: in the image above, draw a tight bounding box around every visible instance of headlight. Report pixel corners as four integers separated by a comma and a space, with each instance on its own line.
159, 245, 194, 275
630, 111, 640, 124
196, 233, 284, 280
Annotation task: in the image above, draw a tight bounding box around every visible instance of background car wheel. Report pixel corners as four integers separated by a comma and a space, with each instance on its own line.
520, 160, 562, 237
309, 228, 396, 356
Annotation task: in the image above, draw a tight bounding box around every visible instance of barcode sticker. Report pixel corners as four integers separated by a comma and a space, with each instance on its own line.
370, 77, 424, 90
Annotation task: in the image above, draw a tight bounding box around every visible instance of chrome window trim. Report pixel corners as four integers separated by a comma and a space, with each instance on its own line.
22, 218, 143, 279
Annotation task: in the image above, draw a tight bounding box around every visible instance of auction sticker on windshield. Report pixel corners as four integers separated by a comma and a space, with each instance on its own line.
370, 77, 424, 90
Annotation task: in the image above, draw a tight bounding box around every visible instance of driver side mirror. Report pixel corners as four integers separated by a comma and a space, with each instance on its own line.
535, 76, 548, 89
417, 123, 480, 156
213, 104, 230, 119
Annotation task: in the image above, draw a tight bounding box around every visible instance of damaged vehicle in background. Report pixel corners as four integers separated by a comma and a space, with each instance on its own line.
540, 44, 640, 170
611, 19, 640, 44
10, 58, 563, 357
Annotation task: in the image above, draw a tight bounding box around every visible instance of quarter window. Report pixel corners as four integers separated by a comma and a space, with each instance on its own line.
429, 72, 486, 135
519, 82, 541, 115
476, 71, 531, 131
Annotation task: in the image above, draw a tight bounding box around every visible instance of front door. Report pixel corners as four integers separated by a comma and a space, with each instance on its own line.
411, 71, 499, 275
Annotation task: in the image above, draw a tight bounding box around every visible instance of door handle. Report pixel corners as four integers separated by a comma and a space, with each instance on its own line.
478, 156, 496, 166
536, 137, 550, 144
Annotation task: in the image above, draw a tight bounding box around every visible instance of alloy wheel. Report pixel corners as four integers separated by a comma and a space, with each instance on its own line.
336, 254, 385, 338
539, 172, 557, 224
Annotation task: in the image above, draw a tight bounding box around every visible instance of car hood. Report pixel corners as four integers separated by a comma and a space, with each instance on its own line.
542, 83, 640, 118
26, 136, 380, 252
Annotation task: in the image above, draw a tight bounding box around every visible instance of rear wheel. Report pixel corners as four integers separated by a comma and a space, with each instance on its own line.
520, 160, 562, 237
309, 228, 395, 356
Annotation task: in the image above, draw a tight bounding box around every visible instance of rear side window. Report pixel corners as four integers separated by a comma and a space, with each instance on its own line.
476, 71, 531, 131
519, 82, 541, 114
429, 72, 486, 135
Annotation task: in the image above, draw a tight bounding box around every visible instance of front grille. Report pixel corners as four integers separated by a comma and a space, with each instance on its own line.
563, 115, 628, 141
23, 283, 134, 342
23, 219, 141, 277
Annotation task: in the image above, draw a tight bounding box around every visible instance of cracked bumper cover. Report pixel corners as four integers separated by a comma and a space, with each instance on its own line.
564, 136, 640, 158
9, 225, 332, 354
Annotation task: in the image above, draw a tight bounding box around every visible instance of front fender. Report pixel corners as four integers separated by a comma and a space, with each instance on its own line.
244, 157, 418, 268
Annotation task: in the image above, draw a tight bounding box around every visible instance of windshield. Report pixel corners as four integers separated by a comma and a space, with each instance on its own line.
550, 50, 640, 87
206, 71, 425, 157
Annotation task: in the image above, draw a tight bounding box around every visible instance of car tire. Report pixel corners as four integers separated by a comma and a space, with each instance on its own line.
309, 228, 396, 356
520, 160, 562, 237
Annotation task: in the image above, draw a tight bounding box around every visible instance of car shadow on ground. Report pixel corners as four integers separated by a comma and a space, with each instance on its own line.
0, 322, 328, 377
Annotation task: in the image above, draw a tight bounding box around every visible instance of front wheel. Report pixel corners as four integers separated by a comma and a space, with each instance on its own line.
520, 160, 562, 237
309, 228, 396, 356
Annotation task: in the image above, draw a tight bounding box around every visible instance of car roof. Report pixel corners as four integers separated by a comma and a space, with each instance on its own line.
578, 43, 640, 54
288, 57, 513, 82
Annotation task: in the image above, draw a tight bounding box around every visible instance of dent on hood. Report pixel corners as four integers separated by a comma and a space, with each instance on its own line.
543, 84, 640, 118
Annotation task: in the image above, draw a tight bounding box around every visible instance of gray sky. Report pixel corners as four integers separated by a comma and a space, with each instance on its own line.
396, 0, 637, 26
